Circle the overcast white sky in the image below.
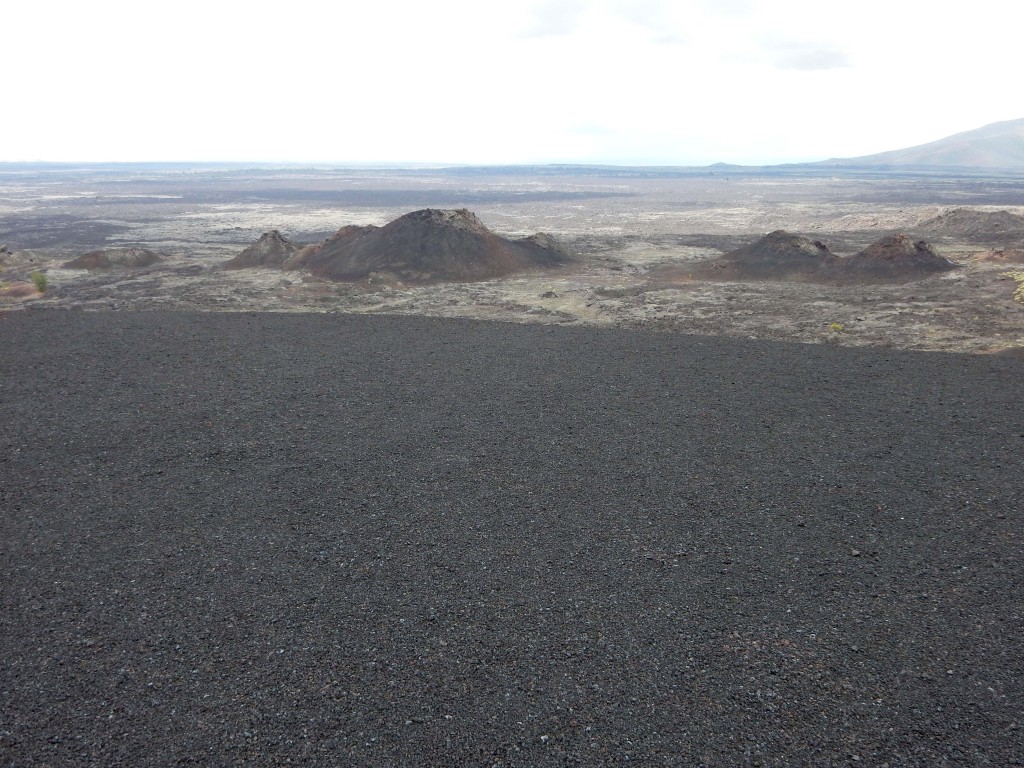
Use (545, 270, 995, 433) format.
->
(4, 0, 1020, 165)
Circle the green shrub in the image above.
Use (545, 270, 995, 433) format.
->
(828, 322, 845, 333)
(30, 271, 47, 293)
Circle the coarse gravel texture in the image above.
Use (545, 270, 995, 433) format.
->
(1, 310, 1022, 767)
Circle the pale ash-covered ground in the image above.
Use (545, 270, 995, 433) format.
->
(2, 166, 1023, 353)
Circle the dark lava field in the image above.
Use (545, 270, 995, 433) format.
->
(2, 310, 1022, 766)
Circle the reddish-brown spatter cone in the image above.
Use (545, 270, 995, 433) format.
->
(63, 248, 163, 270)
(287, 209, 573, 283)
(225, 230, 300, 269)
(844, 234, 958, 279)
(704, 230, 839, 281)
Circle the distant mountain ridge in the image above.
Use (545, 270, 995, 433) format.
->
(822, 118, 1024, 168)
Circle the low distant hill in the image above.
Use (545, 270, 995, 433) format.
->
(288, 209, 573, 283)
(822, 118, 1024, 168)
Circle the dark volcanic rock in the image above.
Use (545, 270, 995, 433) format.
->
(63, 247, 163, 270)
(290, 209, 573, 282)
(225, 230, 301, 269)
(843, 234, 958, 279)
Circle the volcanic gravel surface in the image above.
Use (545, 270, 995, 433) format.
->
(2, 311, 1022, 767)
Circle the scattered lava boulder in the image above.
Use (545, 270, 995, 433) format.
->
(63, 248, 163, 270)
(226, 230, 300, 269)
(288, 209, 573, 282)
(842, 234, 958, 280)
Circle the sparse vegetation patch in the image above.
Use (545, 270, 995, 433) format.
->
(1002, 271, 1024, 303)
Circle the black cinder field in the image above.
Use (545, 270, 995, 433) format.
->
(2, 310, 1022, 766)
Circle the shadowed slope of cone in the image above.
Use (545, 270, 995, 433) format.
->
(285, 225, 375, 272)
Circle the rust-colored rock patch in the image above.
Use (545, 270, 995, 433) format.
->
(64, 248, 163, 270)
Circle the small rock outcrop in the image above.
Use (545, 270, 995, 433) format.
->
(63, 248, 163, 270)
(225, 230, 300, 269)
(288, 209, 573, 283)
